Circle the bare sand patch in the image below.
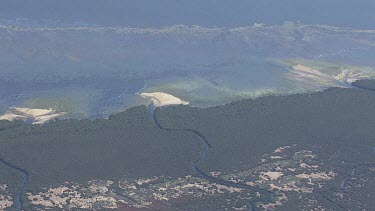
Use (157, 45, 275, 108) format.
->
(296, 171, 336, 180)
(0, 112, 28, 121)
(0, 184, 13, 210)
(139, 92, 189, 107)
(27, 180, 118, 209)
(13, 107, 54, 117)
(288, 64, 372, 88)
(0, 107, 66, 124)
(260, 171, 284, 181)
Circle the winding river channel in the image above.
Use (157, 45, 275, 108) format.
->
(0, 158, 28, 211)
(147, 82, 375, 210)
(0, 81, 373, 210)
(147, 103, 272, 209)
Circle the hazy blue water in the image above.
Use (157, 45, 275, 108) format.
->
(1, 11, 375, 117)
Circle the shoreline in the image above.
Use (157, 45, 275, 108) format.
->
(1, 79, 374, 126)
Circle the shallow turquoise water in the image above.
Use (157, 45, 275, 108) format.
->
(1, 21, 375, 118)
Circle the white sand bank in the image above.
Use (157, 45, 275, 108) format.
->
(0, 107, 66, 125)
(139, 92, 189, 107)
(288, 64, 372, 88)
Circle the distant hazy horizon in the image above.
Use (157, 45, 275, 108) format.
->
(1, 0, 375, 119)
(1, 0, 375, 29)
